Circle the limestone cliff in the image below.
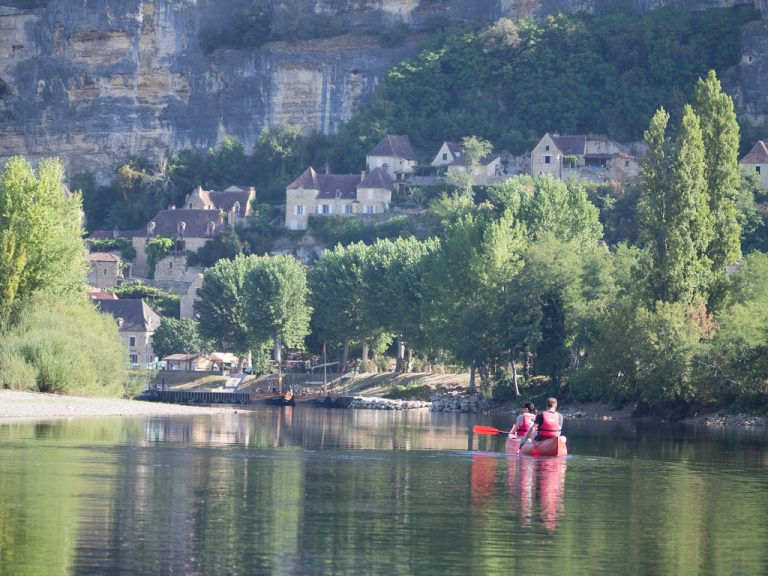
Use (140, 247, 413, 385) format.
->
(0, 0, 762, 181)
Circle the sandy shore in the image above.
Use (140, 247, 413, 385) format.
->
(0, 390, 239, 421)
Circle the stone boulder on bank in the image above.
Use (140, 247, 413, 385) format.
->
(350, 396, 431, 410)
(429, 394, 490, 413)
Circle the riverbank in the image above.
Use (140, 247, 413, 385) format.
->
(0, 391, 238, 421)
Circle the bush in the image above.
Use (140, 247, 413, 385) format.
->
(111, 282, 180, 318)
(308, 216, 365, 246)
(0, 349, 37, 390)
(87, 237, 136, 261)
(386, 383, 432, 400)
(0, 293, 128, 396)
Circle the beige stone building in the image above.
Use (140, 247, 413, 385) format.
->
(180, 273, 204, 320)
(285, 167, 394, 230)
(531, 133, 641, 182)
(87, 252, 123, 289)
(366, 135, 419, 181)
(97, 299, 162, 367)
(184, 185, 255, 225)
(430, 141, 463, 169)
(740, 140, 768, 187)
(446, 153, 502, 186)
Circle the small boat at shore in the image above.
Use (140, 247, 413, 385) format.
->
(519, 436, 568, 457)
(265, 393, 296, 407)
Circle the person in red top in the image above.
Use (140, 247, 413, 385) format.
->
(520, 397, 563, 446)
(509, 402, 536, 438)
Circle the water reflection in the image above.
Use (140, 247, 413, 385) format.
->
(472, 450, 567, 533)
(3, 410, 768, 575)
(143, 407, 472, 451)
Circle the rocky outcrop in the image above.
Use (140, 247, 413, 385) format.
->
(0, 0, 762, 181)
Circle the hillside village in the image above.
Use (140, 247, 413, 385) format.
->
(85, 131, 765, 371)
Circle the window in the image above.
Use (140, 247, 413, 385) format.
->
(367, 189, 373, 199)
(757, 166, 762, 174)
(320, 204, 331, 214)
(544, 156, 551, 164)
(129, 337, 136, 347)
(625, 160, 630, 167)
(295, 205, 304, 215)
(545, 145, 550, 151)
(442, 153, 448, 160)
(365, 205, 375, 214)
(129, 353, 138, 364)
(104, 268, 107, 275)
(344, 205, 353, 214)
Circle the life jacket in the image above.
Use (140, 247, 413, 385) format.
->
(517, 413, 535, 436)
(538, 411, 561, 438)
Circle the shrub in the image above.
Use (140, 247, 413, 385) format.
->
(0, 292, 128, 396)
(386, 383, 432, 400)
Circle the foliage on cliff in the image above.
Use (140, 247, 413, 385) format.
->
(319, 6, 758, 170)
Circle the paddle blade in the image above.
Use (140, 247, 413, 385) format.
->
(472, 425, 508, 435)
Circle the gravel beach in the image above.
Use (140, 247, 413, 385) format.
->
(0, 390, 238, 421)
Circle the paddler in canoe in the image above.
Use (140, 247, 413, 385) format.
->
(508, 401, 536, 441)
(519, 397, 567, 457)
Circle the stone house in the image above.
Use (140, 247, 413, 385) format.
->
(366, 135, 419, 181)
(285, 166, 393, 230)
(129, 207, 227, 278)
(740, 140, 768, 187)
(430, 141, 463, 169)
(446, 153, 502, 186)
(531, 133, 641, 182)
(184, 185, 255, 225)
(179, 273, 203, 320)
(87, 252, 123, 289)
(97, 299, 162, 367)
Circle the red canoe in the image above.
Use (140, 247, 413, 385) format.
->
(519, 436, 568, 457)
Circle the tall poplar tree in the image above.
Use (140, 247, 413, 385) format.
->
(0, 157, 88, 314)
(638, 108, 672, 302)
(691, 70, 741, 272)
(666, 104, 713, 304)
(638, 106, 713, 304)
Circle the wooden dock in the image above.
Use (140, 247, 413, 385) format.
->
(153, 390, 252, 405)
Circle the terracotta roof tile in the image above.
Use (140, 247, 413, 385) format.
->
(88, 252, 122, 263)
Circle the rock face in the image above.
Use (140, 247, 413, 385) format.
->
(0, 0, 761, 181)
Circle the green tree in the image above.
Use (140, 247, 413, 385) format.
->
(206, 137, 249, 189)
(254, 125, 307, 202)
(0, 157, 88, 314)
(152, 318, 209, 359)
(691, 70, 742, 275)
(362, 237, 438, 372)
(638, 106, 714, 304)
(244, 255, 312, 390)
(198, 255, 259, 361)
(422, 208, 524, 391)
(309, 242, 375, 372)
(488, 174, 603, 249)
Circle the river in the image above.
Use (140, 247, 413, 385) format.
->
(0, 406, 766, 575)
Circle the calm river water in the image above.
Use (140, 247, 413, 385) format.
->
(0, 406, 767, 575)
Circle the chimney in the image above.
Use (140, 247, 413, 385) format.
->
(361, 170, 366, 180)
